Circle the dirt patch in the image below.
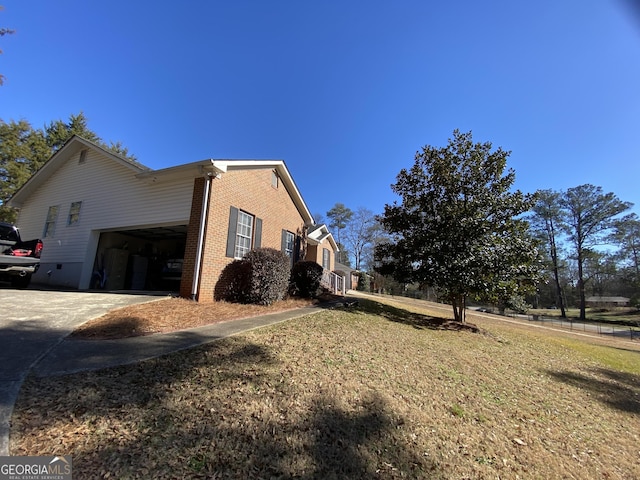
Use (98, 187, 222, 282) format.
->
(441, 319, 480, 333)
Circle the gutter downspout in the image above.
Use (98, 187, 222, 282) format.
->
(191, 173, 213, 300)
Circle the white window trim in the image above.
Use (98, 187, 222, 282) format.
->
(43, 205, 59, 238)
(67, 201, 82, 226)
(234, 210, 254, 259)
(322, 247, 330, 270)
(284, 231, 294, 258)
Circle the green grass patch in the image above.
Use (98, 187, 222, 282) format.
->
(548, 336, 640, 375)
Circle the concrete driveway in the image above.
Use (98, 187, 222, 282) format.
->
(0, 288, 166, 456)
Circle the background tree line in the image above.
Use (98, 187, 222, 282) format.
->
(530, 186, 636, 320)
(0, 112, 135, 223)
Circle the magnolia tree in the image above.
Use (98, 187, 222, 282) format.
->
(375, 130, 540, 323)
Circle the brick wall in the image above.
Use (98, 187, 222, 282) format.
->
(304, 239, 335, 271)
(181, 168, 308, 302)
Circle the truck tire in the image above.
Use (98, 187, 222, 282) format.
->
(11, 274, 32, 289)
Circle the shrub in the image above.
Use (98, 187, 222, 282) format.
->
(214, 248, 290, 305)
(357, 272, 368, 291)
(214, 258, 252, 302)
(243, 248, 291, 305)
(290, 261, 324, 298)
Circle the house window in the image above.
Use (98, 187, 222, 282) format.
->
(226, 206, 262, 258)
(78, 149, 87, 164)
(322, 248, 330, 270)
(67, 201, 82, 226)
(235, 210, 254, 258)
(271, 170, 279, 189)
(281, 230, 294, 261)
(43, 206, 59, 238)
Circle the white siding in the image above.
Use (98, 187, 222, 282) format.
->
(15, 149, 195, 287)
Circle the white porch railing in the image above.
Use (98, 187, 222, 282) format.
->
(321, 269, 345, 295)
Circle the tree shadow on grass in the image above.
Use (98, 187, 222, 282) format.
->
(13, 335, 439, 479)
(345, 297, 481, 333)
(543, 367, 640, 415)
(303, 392, 433, 479)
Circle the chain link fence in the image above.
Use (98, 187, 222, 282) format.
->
(512, 314, 640, 341)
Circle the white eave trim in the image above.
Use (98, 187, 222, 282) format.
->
(307, 224, 339, 251)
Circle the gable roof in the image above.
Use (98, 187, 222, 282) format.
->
(307, 223, 339, 252)
(136, 159, 314, 225)
(334, 261, 358, 274)
(9, 135, 149, 208)
(585, 296, 630, 303)
(8, 136, 315, 226)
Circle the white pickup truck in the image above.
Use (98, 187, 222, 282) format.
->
(0, 221, 43, 289)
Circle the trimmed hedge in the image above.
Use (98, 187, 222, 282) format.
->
(289, 261, 324, 298)
(214, 258, 251, 303)
(244, 248, 291, 305)
(215, 248, 291, 305)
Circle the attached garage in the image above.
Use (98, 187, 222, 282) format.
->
(92, 225, 187, 291)
(7, 137, 198, 291)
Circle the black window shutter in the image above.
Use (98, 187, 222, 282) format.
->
(294, 235, 301, 263)
(254, 217, 262, 248)
(225, 206, 238, 257)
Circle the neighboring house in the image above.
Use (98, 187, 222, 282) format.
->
(334, 261, 359, 291)
(305, 224, 343, 294)
(306, 224, 338, 272)
(8, 136, 339, 301)
(585, 296, 630, 307)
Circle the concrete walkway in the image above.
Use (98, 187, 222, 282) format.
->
(32, 304, 327, 377)
(1, 288, 328, 456)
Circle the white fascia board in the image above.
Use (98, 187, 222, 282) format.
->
(307, 224, 339, 252)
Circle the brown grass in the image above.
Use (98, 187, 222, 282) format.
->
(11, 294, 640, 479)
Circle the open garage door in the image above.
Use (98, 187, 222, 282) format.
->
(93, 225, 188, 292)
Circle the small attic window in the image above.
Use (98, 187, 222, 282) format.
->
(271, 170, 279, 189)
(78, 149, 87, 164)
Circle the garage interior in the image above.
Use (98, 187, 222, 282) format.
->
(92, 225, 187, 292)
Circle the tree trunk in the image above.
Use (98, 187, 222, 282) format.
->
(551, 263, 566, 318)
(547, 219, 566, 318)
(577, 252, 586, 321)
(451, 294, 466, 323)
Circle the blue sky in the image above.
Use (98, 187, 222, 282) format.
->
(2, 1, 639, 221)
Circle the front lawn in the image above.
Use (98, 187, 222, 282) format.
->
(11, 297, 640, 479)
